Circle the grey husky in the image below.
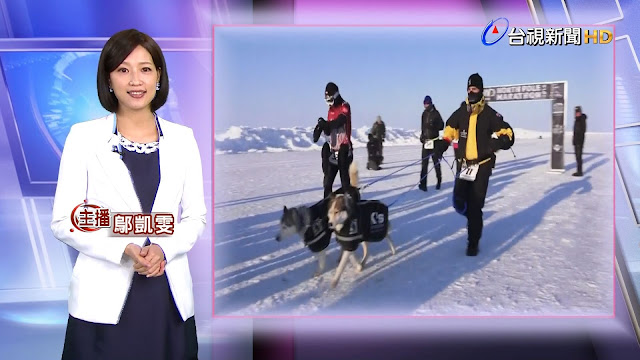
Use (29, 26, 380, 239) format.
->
(274, 162, 360, 279)
(275, 199, 333, 277)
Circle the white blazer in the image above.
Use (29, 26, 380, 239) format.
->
(50, 113, 206, 325)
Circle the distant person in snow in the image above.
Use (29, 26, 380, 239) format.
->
(572, 105, 587, 177)
(371, 115, 386, 141)
(313, 82, 354, 198)
(367, 115, 385, 170)
(419, 95, 444, 191)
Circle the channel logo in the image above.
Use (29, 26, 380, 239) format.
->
(481, 17, 509, 46)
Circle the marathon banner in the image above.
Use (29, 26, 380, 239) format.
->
(550, 82, 566, 171)
(483, 81, 567, 172)
(483, 84, 552, 102)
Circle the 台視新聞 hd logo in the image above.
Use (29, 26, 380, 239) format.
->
(481, 18, 613, 46)
(481, 17, 510, 46)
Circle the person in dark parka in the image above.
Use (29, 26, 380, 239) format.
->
(572, 106, 587, 177)
(419, 95, 444, 191)
(367, 115, 386, 170)
(370, 115, 386, 141)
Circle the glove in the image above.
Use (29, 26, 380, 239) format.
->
(419, 135, 426, 143)
(313, 127, 321, 143)
(317, 117, 332, 136)
(432, 139, 450, 160)
(313, 118, 327, 143)
(498, 135, 511, 150)
(490, 135, 511, 151)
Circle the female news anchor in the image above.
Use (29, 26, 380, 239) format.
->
(50, 29, 206, 359)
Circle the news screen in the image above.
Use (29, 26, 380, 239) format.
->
(0, 1, 637, 359)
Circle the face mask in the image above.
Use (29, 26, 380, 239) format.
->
(467, 90, 483, 104)
(325, 91, 339, 106)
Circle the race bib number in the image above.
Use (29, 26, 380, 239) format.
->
(459, 164, 479, 182)
(424, 140, 434, 150)
(329, 151, 338, 165)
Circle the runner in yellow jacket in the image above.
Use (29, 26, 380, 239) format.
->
(432, 73, 514, 256)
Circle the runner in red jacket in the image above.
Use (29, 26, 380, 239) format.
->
(313, 82, 354, 198)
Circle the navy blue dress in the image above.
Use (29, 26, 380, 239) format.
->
(62, 142, 198, 360)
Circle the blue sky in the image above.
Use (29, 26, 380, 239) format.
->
(214, 26, 614, 133)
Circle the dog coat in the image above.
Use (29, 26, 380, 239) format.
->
(335, 200, 389, 252)
(304, 199, 332, 253)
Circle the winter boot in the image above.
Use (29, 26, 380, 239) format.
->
(466, 241, 479, 256)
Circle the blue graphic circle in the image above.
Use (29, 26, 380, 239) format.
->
(481, 18, 510, 46)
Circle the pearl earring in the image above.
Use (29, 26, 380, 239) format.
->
(109, 87, 113, 93)
(156, 82, 160, 90)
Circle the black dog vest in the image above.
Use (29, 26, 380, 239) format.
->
(335, 200, 389, 252)
(303, 199, 332, 253)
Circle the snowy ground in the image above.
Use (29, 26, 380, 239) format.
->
(213, 134, 614, 316)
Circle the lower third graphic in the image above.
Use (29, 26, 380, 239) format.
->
(70, 200, 174, 236)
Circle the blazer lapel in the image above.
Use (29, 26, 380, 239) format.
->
(95, 114, 142, 213)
